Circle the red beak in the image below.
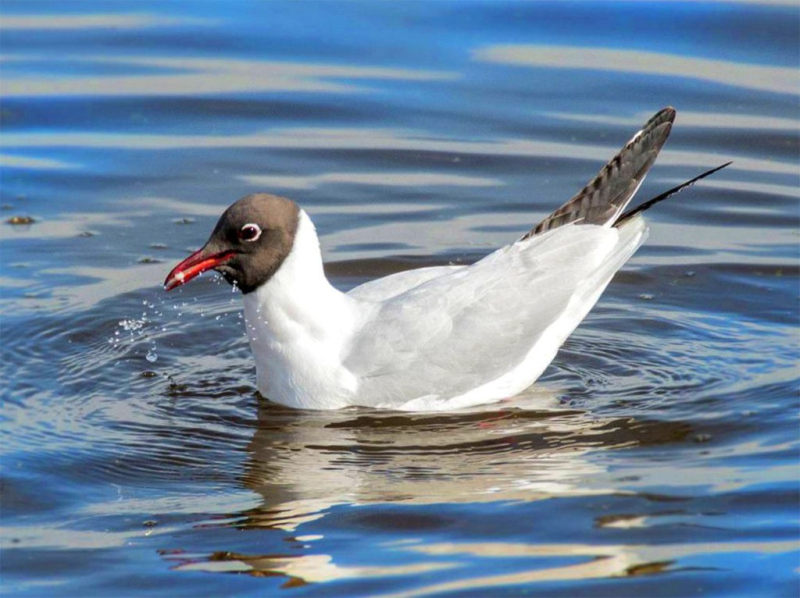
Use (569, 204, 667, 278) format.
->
(164, 246, 236, 291)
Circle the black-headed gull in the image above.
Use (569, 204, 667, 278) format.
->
(165, 107, 728, 410)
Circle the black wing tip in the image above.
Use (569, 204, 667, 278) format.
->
(651, 106, 677, 127)
(614, 160, 733, 226)
(642, 107, 676, 148)
(635, 107, 676, 142)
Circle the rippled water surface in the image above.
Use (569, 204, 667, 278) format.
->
(2, 1, 798, 596)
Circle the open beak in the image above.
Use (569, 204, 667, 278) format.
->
(164, 246, 236, 291)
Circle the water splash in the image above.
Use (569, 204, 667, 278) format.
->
(107, 297, 169, 360)
(119, 317, 146, 333)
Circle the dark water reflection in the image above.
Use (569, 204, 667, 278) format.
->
(2, 1, 799, 596)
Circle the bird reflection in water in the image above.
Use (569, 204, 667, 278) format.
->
(162, 392, 694, 588)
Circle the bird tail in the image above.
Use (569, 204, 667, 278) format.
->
(525, 107, 675, 239)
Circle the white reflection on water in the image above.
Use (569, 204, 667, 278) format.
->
(0, 154, 75, 170)
(138, 196, 449, 217)
(475, 45, 798, 95)
(239, 172, 503, 190)
(3, 127, 793, 175)
(0, 55, 456, 97)
(376, 539, 800, 596)
(165, 538, 799, 586)
(172, 553, 456, 581)
(546, 110, 800, 132)
(665, 178, 800, 199)
(320, 217, 796, 265)
(0, 13, 206, 31)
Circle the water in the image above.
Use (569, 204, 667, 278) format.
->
(1, 1, 798, 596)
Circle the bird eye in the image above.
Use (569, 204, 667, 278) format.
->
(239, 223, 262, 242)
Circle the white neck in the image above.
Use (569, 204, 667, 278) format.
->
(241, 210, 364, 408)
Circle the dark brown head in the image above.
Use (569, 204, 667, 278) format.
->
(164, 193, 300, 294)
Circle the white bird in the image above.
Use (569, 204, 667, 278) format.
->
(165, 107, 728, 410)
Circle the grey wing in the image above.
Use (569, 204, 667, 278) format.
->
(345, 224, 637, 406)
(525, 107, 675, 238)
(348, 265, 464, 302)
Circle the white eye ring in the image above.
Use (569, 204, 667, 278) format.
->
(239, 223, 262, 242)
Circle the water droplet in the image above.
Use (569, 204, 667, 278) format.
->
(146, 350, 158, 363)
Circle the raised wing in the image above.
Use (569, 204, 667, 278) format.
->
(524, 107, 675, 238)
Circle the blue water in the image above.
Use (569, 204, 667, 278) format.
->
(1, 1, 798, 596)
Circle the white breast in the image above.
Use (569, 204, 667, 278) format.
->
(242, 211, 368, 409)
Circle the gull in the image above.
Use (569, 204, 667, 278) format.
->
(165, 107, 729, 410)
